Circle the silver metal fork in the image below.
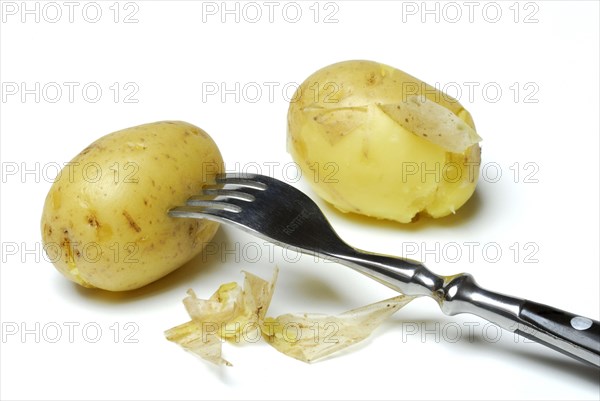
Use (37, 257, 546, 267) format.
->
(170, 173, 600, 367)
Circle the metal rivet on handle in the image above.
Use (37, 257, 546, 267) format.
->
(570, 316, 593, 330)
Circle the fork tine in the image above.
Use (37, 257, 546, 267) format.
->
(214, 174, 268, 190)
(168, 174, 264, 221)
(168, 206, 238, 224)
(191, 189, 255, 202)
(216, 172, 257, 180)
(180, 199, 242, 213)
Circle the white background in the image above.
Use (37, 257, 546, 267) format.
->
(1, 1, 599, 400)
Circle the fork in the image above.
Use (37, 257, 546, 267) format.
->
(169, 173, 600, 367)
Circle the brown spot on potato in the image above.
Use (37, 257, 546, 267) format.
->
(122, 211, 141, 232)
(87, 214, 100, 228)
(60, 229, 76, 268)
(78, 144, 97, 156)
(366, 71, 378, 86)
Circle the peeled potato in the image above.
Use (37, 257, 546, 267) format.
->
(287, 60, 481, 223)
(40, 121, 223, 291)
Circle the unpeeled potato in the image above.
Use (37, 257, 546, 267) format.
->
(41, 121, 223, 291)
(287, 60, 482, 223)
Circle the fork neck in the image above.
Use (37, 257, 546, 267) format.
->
(325, 248, 526, 330)
(324, 248, 445, 297)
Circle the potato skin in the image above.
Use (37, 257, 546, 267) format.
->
(41, 121, 223, 291)
(287, 60, 481, 223)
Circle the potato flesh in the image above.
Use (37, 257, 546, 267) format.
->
(41, 121, 223, 291)
(287, 60, 481, 223)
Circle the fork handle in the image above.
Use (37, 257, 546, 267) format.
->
(331, 251, 600, 367)
(517, 300, 600, 365)
(439, 273, 600, 368)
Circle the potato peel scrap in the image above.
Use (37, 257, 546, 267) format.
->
(165, 268, 416, 365)
(164, 318, 229, 366)
(379, 95, 481, 153)
(261, 295, 415, 363)
(165, 269, 277, 366)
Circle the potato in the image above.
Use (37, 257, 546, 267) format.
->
(287, 60, 482, 223)
(40, 121, 223, 291)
